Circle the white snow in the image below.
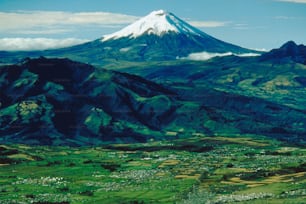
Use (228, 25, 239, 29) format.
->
(102, 10, 205, 42)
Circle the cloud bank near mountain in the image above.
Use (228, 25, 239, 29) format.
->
(181, 51, 261, 61)
(0, 38, 88, 51)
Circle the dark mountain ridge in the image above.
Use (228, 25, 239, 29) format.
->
(0, 57, 178, 145)
(0, 58, 305, 146)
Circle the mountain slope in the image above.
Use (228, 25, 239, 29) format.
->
(0, 57, 178, 145)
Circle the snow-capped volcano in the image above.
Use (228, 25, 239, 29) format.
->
(102, 10, 207, 41)
(98, 10, 259, 61)
(1, 10, 258, 63)
(0, 10, 261, 63)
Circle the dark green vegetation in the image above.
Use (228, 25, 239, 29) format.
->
(1, 52, 306, 145)
(0, 135, 305, 203)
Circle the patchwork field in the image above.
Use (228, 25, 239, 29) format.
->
(1, 135, 305, 203)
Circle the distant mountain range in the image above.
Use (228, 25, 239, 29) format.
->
(260, 41, 306, 64)
(120, 41, 306, 110)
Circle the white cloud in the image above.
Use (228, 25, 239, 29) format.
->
(0, 11, 139, 35)
(233, 23, 249, 30)
(275, 0, 306, 3)
(251, 48, 268, 52)
(0, 38, 89, 51)
(274, 16, 296, 20)
(237, 53, 262, 57)
(181, 52, 261, 61)
(15, 29, 73, 35)
(183, 52, 233, 61)
(188, 20, 229, 28)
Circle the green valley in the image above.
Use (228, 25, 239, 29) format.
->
(0, 135, 305, 203)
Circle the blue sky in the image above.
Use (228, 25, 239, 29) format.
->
(0, 0, 305, 51)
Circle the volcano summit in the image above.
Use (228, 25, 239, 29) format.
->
(102, 10, 211, 41)
(98, 10, 257, 60)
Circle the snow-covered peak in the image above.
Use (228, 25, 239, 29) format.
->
(151, 9, 168, 16)
(102, 10, 205, 42)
